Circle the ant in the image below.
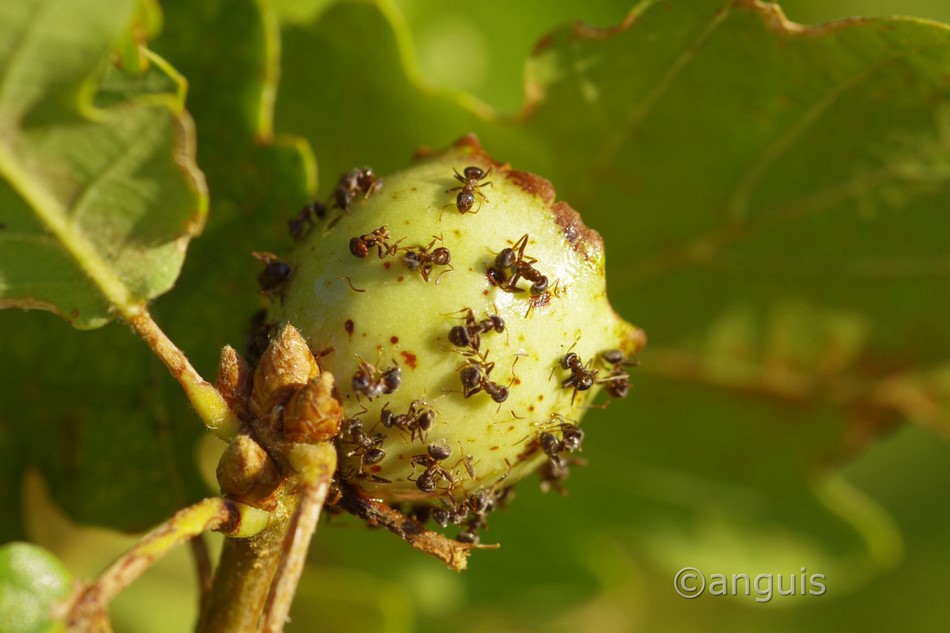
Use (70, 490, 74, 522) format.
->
(352, 356, 401, 401)
(433, 461, 513, 543)
(442, 165, 492, 217)
(349, 225, 400, 258)
(458, 352, 509, 403)
(288, 200, 327, 240)
(402, 235, 453, 282)
(597, 349, 637, 398)
(252, 252, 292, 297)
(245, 310, 274, 366)
(538, 458, 570, 494)
(406, 400, 437, 442)
(333, 167, 382, 210)
(448, 308, 505, 351)
(493, 234, 549, 295)
(539, 423, 584, 466)
(378, 399, 436, 443)
(341, 416, 388, 482)
(409, 441, 455, 493)
(560, 351, 597, 403)
(537, 420, 585, 493)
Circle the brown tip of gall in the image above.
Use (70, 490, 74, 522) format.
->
(506, 170, 555, 206)
(452, 134, 484, 153)
(552, 201, 604, 262)
(504, 169, 603, 262)
(412, 145, 437, 160)
(623, 325, 648, 355)
(415, 135, 496, 165)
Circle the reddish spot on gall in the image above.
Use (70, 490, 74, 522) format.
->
(397, 275, 404, 282)
(390, 336, 399, 344)
(528, 405, 535, 412)
(490, 445, 500, 451)
(344, 319, 354, 337)
(371, 465, 382, 473)
(383, 261, 392, 269)
(537, 394, 544, 401)
(400, 351, 417, 369)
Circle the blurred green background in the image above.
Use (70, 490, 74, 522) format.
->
(9, 0, 950, 631)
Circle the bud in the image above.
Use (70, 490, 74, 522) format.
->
(216, 434, 283, 510)
(251, 324, 320, 428)
(283, 374, 343, 443)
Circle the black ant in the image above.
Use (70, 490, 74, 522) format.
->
(349, 225, 400, 258)
(406, 400, 437, 442)
(288, 200, 327, 240)
(402, 235, 453, 282)
(352, 357, 401, 401)
(244, 310, 274, 366)
(537, 420, 585, 494)
(597, 349, 638, 398)
(493, 234, 549, 295)
(539, 458, 570, 494)
(539, 424, 584, 465)
(252, 252, 292, 297)
(333, 167, 382, 210)
(341, 416, 388, 482)
(379, 399, 437, 443)
(448, 308, 505, 351)
(409, 441, 455, 493)
(458, 352, 509, 403)
(560, 351, 598, 403)
(442, 165, 492, 217)
(434, 460, 513, 543)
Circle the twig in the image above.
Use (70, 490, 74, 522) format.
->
(196, 509, 290, 633)
(260, 443, 338, 632)
(337, 483, 498, 571)
(64, 498, 235, 631)
(260, 481, 329, 632)
(190, 534, 214, 609)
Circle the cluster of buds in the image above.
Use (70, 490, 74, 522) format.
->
(213, 326, 343, 511)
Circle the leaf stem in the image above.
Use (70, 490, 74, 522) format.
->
(127, 309, 240, 440)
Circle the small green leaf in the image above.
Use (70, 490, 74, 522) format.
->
(0, 0, 315, 537)
(0, 0, 206, 329)
(0, 543, 71, 633)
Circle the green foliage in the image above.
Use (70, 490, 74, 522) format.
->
(0, 0, 205, 329)
(2, 0, 950, 631)
(0, 543, 70, 633)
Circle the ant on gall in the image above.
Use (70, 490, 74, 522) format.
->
(442, 165, 492, 217)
